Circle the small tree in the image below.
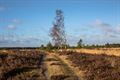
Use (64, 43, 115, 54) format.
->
(46, 42, 53, 50)
(77, 39, 83, 48)
(40, 44, 45, 50)
(105, 43, 110, 48)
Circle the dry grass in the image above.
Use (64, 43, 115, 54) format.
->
(72, 48, 120, 56)
(0, 50, 46, 80)
(58, 51, 120, 80)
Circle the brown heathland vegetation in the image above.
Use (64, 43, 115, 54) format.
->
(0, 48, 120, 80)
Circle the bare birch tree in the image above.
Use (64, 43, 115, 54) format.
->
(50, 10, 66, 49)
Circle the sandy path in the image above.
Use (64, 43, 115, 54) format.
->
(44, 52, 79, 80)
(51, 53, 82, 80)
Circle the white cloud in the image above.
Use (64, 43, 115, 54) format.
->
(116, 24, 120, 32)
(83, 20, 120, 44)
(0, 18, 21, 23)
(12, 19, 22, 24)
(90, 19, 120, 37)
(5, 19, 21, 30)
(93, 19, 113, 33)
(66, 20, 120, 45)
(0, 18, 21, 30)
(7, 24, 17, 30)
(17, 36, 41, 43)
(0, 34, 43, 47)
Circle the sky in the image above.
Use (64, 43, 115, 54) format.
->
(0, 0, 120, 47)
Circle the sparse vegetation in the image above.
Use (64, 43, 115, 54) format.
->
(0, 50, 46, 80)
(58, 51, 120, 80)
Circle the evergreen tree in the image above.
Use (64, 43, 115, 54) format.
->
(77, 39, 83, 48)
(46, 42, 53, 50)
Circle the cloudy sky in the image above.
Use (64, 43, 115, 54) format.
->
(0, 0, 120, 47)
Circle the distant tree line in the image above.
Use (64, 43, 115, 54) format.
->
(80, 43, 120, 49)
(40, 39, 120, 50)
(75, 39, 120, 49)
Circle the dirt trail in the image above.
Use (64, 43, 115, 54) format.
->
(45, 52, 81, 80)
(52, 53, 83, 80)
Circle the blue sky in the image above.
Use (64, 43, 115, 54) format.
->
(0, 0, 120, 47)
